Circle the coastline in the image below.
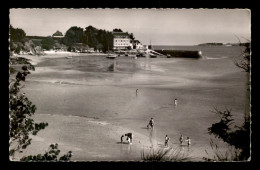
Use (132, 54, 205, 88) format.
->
(14, 51, 107, 66)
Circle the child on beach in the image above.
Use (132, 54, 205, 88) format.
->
(125, 133, 133, 144)
(165, 135, 170, 147)
(147, 118, 154, 128)
(186, 137, 191, 146)
(126, 136, 130, 144)
(174, 98, 178, 107)
(179, 135, 183, 145)
(121, 135, 124, 143)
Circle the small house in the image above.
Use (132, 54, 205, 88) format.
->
(52, 31, 64, 38)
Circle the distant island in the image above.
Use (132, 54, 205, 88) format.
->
(197, 42, 249, 46)
(198, 43, 223, 46)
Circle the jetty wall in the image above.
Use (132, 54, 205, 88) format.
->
(154, 50, 202, 58)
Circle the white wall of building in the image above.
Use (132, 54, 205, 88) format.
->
(113, 38, 131, 50)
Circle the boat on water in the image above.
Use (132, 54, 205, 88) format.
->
(136, 53, 145, 57)
(106, 54, 117, 59)
(149, 53, 157, 58)
(66, 56, 73, 59)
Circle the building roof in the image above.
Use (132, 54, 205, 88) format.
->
(52, 31, 63, 37)
(134, 40, 141, 43)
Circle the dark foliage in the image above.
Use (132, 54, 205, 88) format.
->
(10, 25, 136, 54)
(41, 36, 55, 50)
(20, 143, 72, 161)
(10, 25, 26, 43)
(234, 42, 250, 73)
(9, 57, 35, 73)
(61, 26, 84, 46)
(208, 107, 250, 160)
(83, 26, 114, 52)
(141, 147, 190, 162)
(113, 28, 123, 32)
(9, 65, 48, 158)
(61, 26, 134, 52)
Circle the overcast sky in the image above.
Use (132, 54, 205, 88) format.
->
(10, 9, 251, 45)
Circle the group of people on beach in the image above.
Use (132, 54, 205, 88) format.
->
(147, 117, 191, 147)
(179, 134, 191, 146)
(164, 134, 191, 148)
(164, 134, 191, 147)
(120, 93, 189, 148)
(121, 133, 133, 144)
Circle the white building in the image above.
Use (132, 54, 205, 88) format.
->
(133, 40, 143, 49)
(113, 32, 131, 50)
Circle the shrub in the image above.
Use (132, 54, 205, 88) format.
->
(141, 147, 190, 162)
(20, 143, 72, 161)
(207, 107, 250, 161)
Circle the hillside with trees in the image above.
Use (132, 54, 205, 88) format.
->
(61, 26, 115, 52)
(10, 25, 60, 55)
(10, 25, 135, 54)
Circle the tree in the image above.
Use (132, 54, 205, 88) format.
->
(9, 63, 48, 159)
(9, 25, 27, 54)
(84, 26, 98, 47)
(67, 46, 72, 52)
(129, 33, 135, 40)
(41, 36, 55, 50)
(61, 26, 84, 45)
(207, 107, 250, 160)
(234, 42, 250, 73)
(113, 28, 123, 32)
(10, 25, 26, 43)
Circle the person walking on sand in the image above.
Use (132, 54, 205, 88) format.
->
(174, 98, 178, 107)
(121, 135, 124, 143)
(147, 118, 154, 129)
(186, 137, 191, 146)
(136, 89, 138, 96)
(179, 135, 183, 145)
(165, 135, 170, 147)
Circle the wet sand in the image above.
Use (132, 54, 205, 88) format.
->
(13, 47, 249, 161)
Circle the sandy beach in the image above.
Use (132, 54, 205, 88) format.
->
(11, 47, 249, 161)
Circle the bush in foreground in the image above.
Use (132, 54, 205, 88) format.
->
(207, 107, 250, 161)
(20, 143, 72, 161)
(141, 147, 190, 162)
